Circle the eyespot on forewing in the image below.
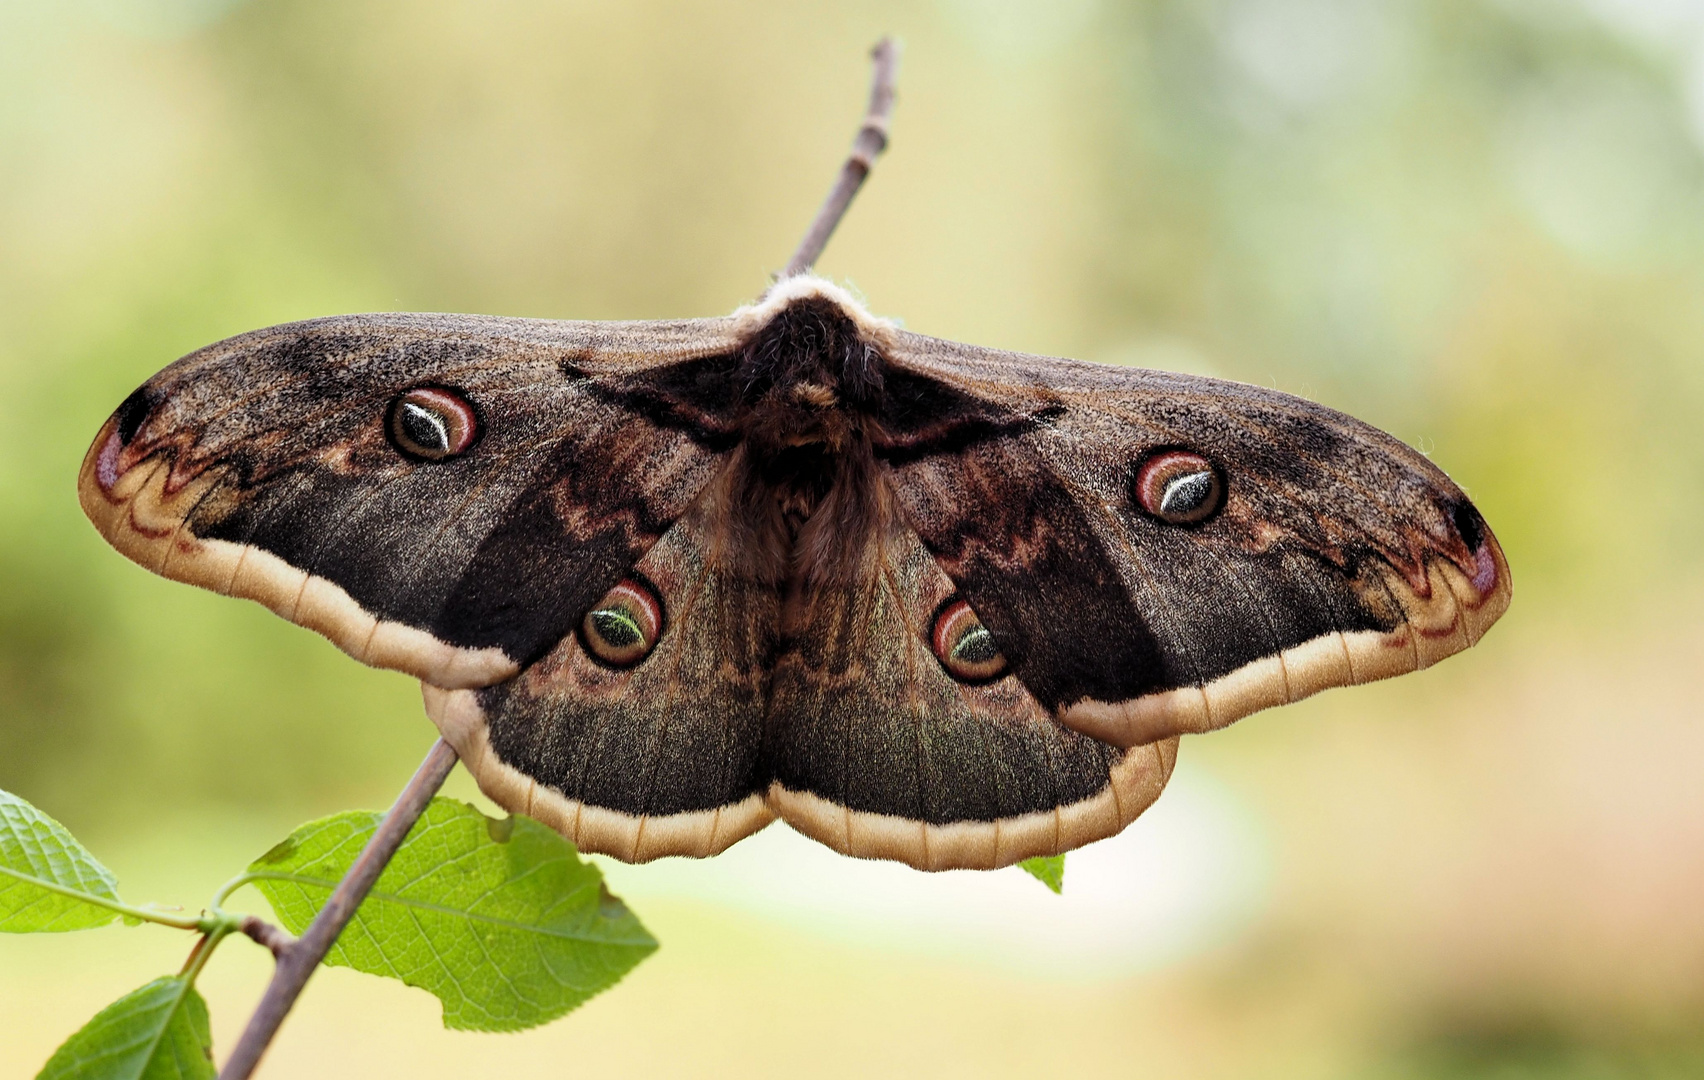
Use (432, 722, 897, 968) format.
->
(1134, 450, 1223, 525)
(387, 387, 480, 461)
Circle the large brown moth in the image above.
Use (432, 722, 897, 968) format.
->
(75, 42, 1509, 874)
(77, 271, 1511, 872)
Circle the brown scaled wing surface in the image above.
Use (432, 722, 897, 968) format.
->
(876, 327, 1511, 752)
(79, 278, 1508, 870)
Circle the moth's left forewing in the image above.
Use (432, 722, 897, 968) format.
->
(877, 332, 1511, 750)
(79, 313, 749, 690)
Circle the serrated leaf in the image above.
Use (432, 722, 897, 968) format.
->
(1, 788, 123, 933)
(247, 798, 657, 1032)
(37, 976, 214, 1080)
(1018, 855, 1065, 894)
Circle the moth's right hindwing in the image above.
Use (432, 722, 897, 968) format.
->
(762, 520, 1178, 870)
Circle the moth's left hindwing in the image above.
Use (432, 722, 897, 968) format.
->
(423, 494, 782, 862)
(78, 313, 746, 689)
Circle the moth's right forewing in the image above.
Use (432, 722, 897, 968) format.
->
(876, 331, 1512, 749)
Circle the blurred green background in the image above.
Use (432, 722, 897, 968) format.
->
(3, 0, 1703, 1076)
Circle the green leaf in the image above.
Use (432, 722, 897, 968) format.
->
(1, 788, 123, 933)
(1018, 854, 1065, 894)
(37, 976, 215, 1080)
(247, 798, 657, 1032)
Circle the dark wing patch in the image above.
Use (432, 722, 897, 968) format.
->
(869, 439, 1178, 710)
(872, 367, 1058, 465)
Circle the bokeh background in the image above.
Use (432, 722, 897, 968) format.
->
(4, 0, 1703, 1076)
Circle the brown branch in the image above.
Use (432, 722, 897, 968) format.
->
(238, 915, 294, 959)
(781, 37, 900, 279)
(218, 738, 459, 1080)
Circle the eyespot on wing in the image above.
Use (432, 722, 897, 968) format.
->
(579, 577, 665, 669)
(1133, 450, 1224, 525)
(930, 596, 1009, 684)
(386, 386, 481, 461)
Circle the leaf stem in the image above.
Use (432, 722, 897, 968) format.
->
(210, 871, 261, 912)
(780, 37, 900, 278)
(178, 924, 229, 984)
(0, 864, 206, 931)
(218, 737, 459, 1080)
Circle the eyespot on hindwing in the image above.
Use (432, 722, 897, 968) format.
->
(930, 597, 1008, 683)
(580, 578, 664, 668)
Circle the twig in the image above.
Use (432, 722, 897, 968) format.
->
(781, 37, 900, 278)
(218, 738, 459, 1080)
(237, 915, 295, 959)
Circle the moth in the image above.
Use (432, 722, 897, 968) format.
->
(78, 274, 1510, 871)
